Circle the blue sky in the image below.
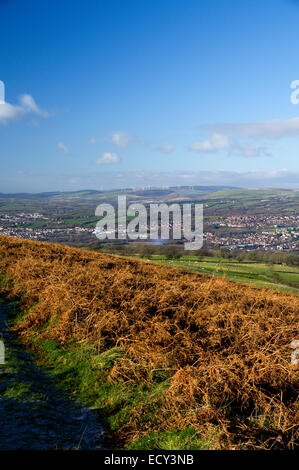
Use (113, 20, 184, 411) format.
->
(0, 0, 299, 191)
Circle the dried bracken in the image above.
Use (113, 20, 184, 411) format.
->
(0, 235, 298, 449)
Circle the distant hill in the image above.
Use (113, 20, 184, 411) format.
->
(0, 190, 102, 199)
(0, 186, 298, 202)
(204, 188, 299, 199)
(0, 185, 239, 200)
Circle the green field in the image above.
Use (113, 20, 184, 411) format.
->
(145, 255, 299, 294)
(203, 188, 299, 199)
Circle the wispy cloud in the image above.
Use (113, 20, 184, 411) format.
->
(189, 133, 230, 152)
(189, 131, 272, 158)
(95, 152, 121, 164)
(229, 143, 272, 158)
(57, 142, 69, 154)
(155, 144, 174, 154)
(0, 93, 50, 124)
(207, 117, 299, 140)
(19, 94, 49, 118)
(73, 169, 299, 190)
(110, 131, 131, 148)
(112, 169, 297, 188)
(89, 137, 96, 144)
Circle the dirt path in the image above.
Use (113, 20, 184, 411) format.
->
(0, 300, 104, 450)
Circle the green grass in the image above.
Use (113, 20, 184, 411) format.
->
(25, 220, 51, 228)
(141, 255, 299, 294)
(63, 216, 100, 226)
(63, 215, 135, 227)
(23, 331, 209, 449)
(204, 188, 299, 200)
(130, 428, 212, 450)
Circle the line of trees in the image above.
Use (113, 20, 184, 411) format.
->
(199, 247, 299, 267)
(89, 241, 299, 267)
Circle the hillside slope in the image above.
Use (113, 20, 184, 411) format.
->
(0, 235, 298, 449)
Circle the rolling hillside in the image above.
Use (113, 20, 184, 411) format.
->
(0, 235, 298, 450)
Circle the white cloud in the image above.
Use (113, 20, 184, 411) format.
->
(96, 152, 121, 164)
(89, 169, 298, 189)
(189, 133, 230, 152)
(0, 94, 49, 124)
(208, 117, 299, 140)
(89, 137, 96, 144)
(57, 142, 69, 154)
(0, 102, 23, 122)
(229, 143, 272, 158)
(19, 94, 49, 118)
(189, 131, 271, 158)
(155, 144, 174, 154)
(110, 131, 131, 148)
